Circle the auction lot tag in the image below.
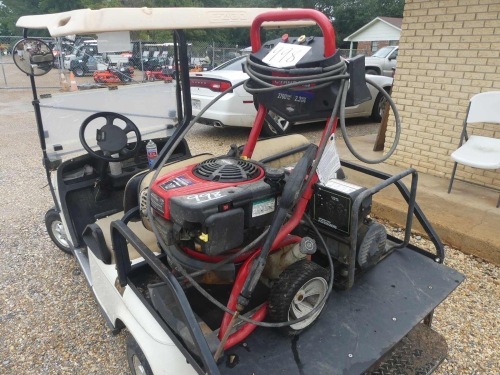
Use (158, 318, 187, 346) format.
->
(262, 42, 311, 68)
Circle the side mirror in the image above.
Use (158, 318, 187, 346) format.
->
(12, 38, 54, 76)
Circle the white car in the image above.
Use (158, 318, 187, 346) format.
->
(190, 55, 393, 136)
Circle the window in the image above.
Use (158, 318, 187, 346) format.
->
(371, 41, 378, 53)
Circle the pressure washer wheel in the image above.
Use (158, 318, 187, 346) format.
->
(127, 335, 153, 375)
(45, 208, 72, 254)
(269, 260, 329, 336)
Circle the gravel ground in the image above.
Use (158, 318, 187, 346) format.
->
(0, 70, 498, 374)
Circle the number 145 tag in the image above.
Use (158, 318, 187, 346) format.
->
(262, 42, 311, 68)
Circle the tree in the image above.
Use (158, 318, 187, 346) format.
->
(240, 0, 404, 48)
(325, 0, 405, 48)
(0, 0, 85, 35)
(1, 0, 40, 35)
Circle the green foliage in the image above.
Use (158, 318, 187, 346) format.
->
(1, 0, 85, 35)
(39, 0, 85, 13)
(328, 0, 405, 47)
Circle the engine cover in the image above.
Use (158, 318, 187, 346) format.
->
(150, 157, 282, 255)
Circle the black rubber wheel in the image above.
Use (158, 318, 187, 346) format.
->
(268, 260, 329, 336)
(365, 68, 379, 75)
(73, 66, 85, 77)
(371, 91, 389, 122)
(45, 209, 72, 254)
(126, 335, 153, 375)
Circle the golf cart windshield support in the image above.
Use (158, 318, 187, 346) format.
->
(153, 29, 192, 169)
(22, 27, 61, 211)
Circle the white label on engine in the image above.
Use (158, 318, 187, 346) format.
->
(252, 198, 275, 217)
(262, 42, 311, 68)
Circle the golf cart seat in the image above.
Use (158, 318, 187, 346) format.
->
(252, 133, 312, 168)
(85, 212, 161, 264)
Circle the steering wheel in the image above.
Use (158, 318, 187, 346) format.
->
(79, 112, 142, 162)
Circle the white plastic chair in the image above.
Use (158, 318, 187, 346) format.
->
(447, 91, 500, 207)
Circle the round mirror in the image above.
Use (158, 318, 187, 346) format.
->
(12, 38, 54, 76)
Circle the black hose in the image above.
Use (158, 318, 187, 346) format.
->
(338, 76, 401, 163)
(244, 54, 402, 163)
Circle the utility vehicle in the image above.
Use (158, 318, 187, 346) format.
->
(14, 7, 463, 375)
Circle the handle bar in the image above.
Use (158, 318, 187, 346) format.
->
(250, 9, 336, 57)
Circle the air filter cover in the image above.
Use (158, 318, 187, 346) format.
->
(193, 157, 261, 182)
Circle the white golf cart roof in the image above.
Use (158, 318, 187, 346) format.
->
(16, 7, 314, 36)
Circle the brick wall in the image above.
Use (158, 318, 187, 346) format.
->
(385, 0, 500, 189)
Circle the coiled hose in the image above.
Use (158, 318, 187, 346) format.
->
(243, 54, 401, 163)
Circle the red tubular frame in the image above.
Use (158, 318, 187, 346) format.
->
(217, 10, 338, 350)
(250, 9, 336, 57)
(182, 247, 252, 264)
(219, 120, 339, 349)
(244, 9, 337, 158)
(218, 235, 302, 348)
(242, 104, 267, 158)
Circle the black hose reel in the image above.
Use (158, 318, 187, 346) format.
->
(245, 35, 372, 123)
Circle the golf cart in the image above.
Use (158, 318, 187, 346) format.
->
(14, 7, 464, 375)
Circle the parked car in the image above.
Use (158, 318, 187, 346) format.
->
(190, 55, 393, 136)
(364, 46, 398, 77)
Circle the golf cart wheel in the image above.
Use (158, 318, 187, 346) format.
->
(73, 66, 85, 77)
(262, 111, 293, 137)
(127, 335, 153, 375)
(371, 90, 389, 122)
(269, 260, 329, 336)
(45, 209, 72, 254)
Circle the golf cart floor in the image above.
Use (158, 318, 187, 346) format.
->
(218, 249, 464, 375)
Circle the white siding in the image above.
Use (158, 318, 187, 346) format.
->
(350, 21, 401, 42)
